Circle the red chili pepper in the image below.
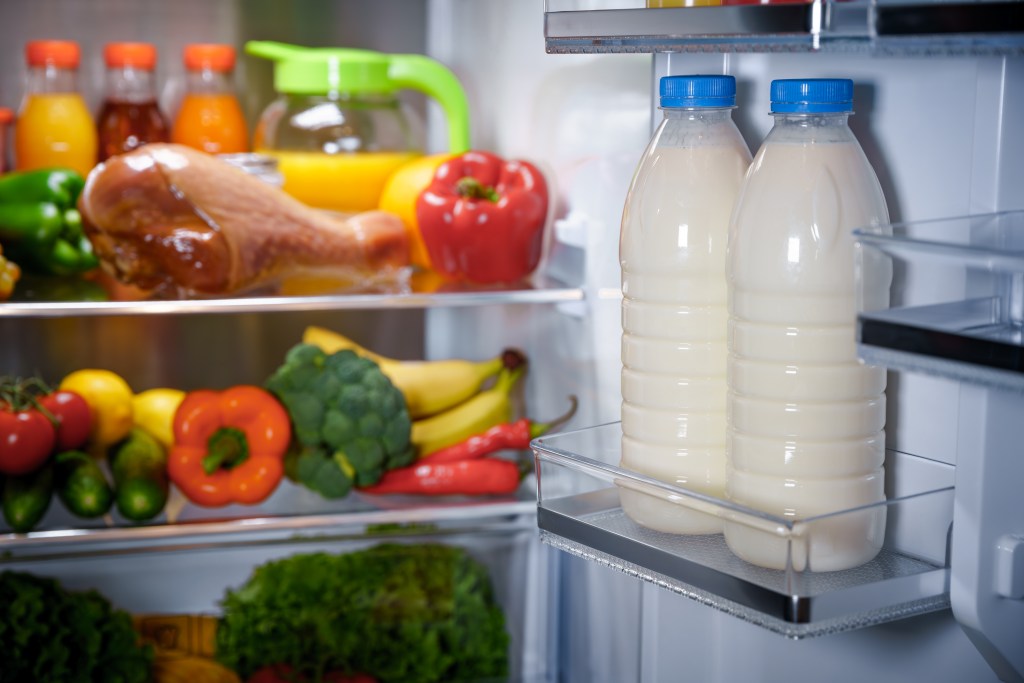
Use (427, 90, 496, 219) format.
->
(420, 395, 578, 465)
(416, 150, 549, 284)
(357, 458, 526, 496)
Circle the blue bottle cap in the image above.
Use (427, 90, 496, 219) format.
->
(770, 78, 854, 114)
(660, 75, 736, 108)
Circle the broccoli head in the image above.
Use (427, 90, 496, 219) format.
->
(267, 344, 414, 498)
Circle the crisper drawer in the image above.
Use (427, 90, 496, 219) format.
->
(2, 509, 554, 683)
(532, 422, 954, 639)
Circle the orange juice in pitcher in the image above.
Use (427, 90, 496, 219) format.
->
(267, 149, 420, 212)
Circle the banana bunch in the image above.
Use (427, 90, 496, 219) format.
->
(302, 326, 526, 457)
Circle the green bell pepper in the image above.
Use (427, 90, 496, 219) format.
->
(0, 168, 97, 276)
(0, 168, 84, 209)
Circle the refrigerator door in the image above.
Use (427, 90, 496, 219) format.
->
(423, 1, 1024, 681)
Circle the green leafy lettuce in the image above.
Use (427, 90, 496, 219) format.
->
(0, 571, 153, 683)
(215, 543, 509, 683)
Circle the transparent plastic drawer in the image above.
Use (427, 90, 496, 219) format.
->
(532, 422, 954, 638)
(855, 210, 1024, 390)
(3, 514, 552, 683)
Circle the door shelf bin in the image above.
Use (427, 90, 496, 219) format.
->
(855, 210, 1024, 389)
(532, 423, 954, 638)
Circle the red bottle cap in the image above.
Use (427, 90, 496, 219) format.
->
(183, 44, 236, 72)
(26, 40, 81, 69)
(104, 42, 158, 70)
(0, 107, 13, 124)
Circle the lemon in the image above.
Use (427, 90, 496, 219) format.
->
(132, 388, 186, 450)
(59, 369, 135, 449)
(378, 153, 454, 270)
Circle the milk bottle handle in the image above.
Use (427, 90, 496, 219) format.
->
(388, 54, 471, 154)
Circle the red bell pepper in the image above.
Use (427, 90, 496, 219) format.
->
(416, 150, 549, 284)
(169, 385, 291, 507)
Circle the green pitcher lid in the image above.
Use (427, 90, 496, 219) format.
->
(245, 41, 394, 94)
(245, 40, 471, 154)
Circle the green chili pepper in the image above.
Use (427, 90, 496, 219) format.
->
(0, 168, 85, 210)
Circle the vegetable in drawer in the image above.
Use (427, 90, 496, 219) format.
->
(216, 544, 509, 683)
(0, 570, 153, 682)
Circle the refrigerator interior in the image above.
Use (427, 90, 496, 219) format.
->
(1, 0, 1022, 682)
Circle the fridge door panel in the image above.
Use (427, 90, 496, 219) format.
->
(644, 591, 1001, 683)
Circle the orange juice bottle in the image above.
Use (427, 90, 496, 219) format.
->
(172, 44, 249, 155)
(15, 40, 98, 177)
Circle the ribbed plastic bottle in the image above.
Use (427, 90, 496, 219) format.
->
(96, 42, 170, 162)
(172, 44, 249, 154)
(619, 75, 752, 534)
(725, 79, 892, 571)
(15, 40, 98, 176)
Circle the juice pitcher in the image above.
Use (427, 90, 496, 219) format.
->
(246, 41, 470, 213)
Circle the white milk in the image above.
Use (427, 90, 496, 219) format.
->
(725, 98, 893, 572)
(620, 77, 752, 535)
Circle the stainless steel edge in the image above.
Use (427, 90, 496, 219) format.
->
(545, 6, 814, 40)
(0, 285, 585, 318)
(544, 3, 1024, 54)
(537, 504, 798, 620)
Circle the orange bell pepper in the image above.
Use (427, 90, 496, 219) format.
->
(169, 385, 291, 507)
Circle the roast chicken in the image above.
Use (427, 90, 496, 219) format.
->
(79, 143, 410, 297)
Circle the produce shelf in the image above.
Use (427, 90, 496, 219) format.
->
(0, 480, 538, 562)
(0, 273, 583, 318)
(544, 0, 1024, 55)
(855, 210, 1024, 391)
(532, 422, 955, 638)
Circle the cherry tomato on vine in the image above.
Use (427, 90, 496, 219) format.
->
(0, 406, 56, 475)
(38, 389, 92, 450)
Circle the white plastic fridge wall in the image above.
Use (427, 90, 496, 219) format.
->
(422, 2, 1024, 682)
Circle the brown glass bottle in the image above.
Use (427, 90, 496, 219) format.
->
(96, 42, 169, 162)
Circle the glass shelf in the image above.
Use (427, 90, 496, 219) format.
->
(855, 210, 1024, 391)
(0, 479, 538, 562)
(532, 422, 955, 638)
(0, 273, 583, 319)
(544, 0, 1024, 55)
